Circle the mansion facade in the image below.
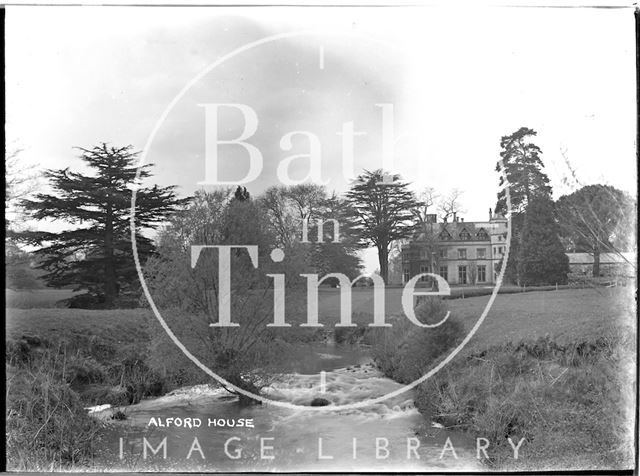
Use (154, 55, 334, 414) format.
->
(401, 210, 508, 286)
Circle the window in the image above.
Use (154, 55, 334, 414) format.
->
(403, 269, 410, 283)
(420, 264, 430, 281)
(476, 228, 488, 240)
(477, 248, 486, 259)
(439, 266, 448, 282)
(439, 229, 452, 240)
(459, 228, 471, 240)
(498, 246, 503, 254)
(458, 248, 467, 259)
(439, 248, 447, 259)
(477, 265, 486, 282)
(420, 249, 428, 259)
(458, 265, 467, 284)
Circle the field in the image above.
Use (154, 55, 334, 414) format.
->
(6, 307, 151, 354)
(5, 288, 79, 309)
(6, 286, 636, 471)
(418, 287, 636, 471)
(451, 286, 635, 350)
(6, 286, 635, 353)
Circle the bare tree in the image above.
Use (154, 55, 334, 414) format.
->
(259, 185, 362, 283)
(438, 188, 466, 222)
(284, 183, 326, 223)
(145, 190, 301, 404)
(261, 187, 298, 248)
(5, 148, 39, 228)
(260, 184, 326, 246)
(5, 148, 43, 290)
(413, 187, 439, 225)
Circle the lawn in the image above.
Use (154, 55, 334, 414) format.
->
(449, 286, 636, 351)
(6, 307, 151, 357)
(315, 285, 635, 345)
(6, 286, 634, 364)
(5, 288, 79, 309)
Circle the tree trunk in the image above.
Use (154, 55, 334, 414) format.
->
(378, 244, 389, 284)
(593, 245, 601, 277)
(103, 203, 118, 308)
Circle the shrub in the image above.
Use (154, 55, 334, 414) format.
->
(6, 335, 49, 365)
(6, 350, 103, 470)
(415, 335, 635, 469)
(145, 318, 211, 392)
(106, 349, 168, 403)
(334, 326, 367, 345)
(370, 297, 465, 383)
(66, 354, 106, 386)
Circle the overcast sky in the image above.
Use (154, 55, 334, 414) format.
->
(6, 5, 637, 272)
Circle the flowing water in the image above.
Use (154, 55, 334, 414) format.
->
(95, 344, 480, 472)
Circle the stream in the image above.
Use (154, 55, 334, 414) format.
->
(94, 344, 480, 471)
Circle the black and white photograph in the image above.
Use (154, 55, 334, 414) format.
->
(4, 2, 638, 472)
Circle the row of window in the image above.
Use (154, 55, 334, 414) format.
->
(410, 246, 506, 261)
(419, 248, 488, 259)
(456, 248, 487, 259)
(406, 265, 487, 284)
(439, 228, 489, 241)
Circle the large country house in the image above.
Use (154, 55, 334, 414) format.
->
(401, 210, 508, 285)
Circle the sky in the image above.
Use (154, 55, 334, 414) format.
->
(5, 5, 637, 273)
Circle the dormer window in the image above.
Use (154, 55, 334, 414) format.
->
(459, 228, 471, 240)
(439, 229, 452, 240)
(476, 228, 488, 240)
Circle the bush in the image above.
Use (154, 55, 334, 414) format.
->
(66, 354, 106, 385)
(6, 350, 103, 470)
(334, 326, 367, 345)
(414, 335, 635, 469)
(370, 297, 465, 383)
(146, 335, 202, 394)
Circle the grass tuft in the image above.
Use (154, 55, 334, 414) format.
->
(415, 333, 635, 470)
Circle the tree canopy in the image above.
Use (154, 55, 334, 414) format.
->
(260, 184, 362, 284)
(346, 169, 420, 283)
(556, 184, 636, 276)
(517, 196, 569, 286)
(18, 143, 186, 308)
(145, 188, 299, 404)
(494, 127, 553, 284)
(495, 127, 552, 216)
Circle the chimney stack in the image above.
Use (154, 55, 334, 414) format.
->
(489, 208, 492, 220)
(453, 212, 457, 222)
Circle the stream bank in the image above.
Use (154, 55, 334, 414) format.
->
(92, 343, 480, 472)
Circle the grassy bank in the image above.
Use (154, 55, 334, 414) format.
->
(6, 308, 163, 470)
(370, 287, 636, 471)
(415, 333, 635, 470)
(6, 286, 636, 470)
(5, 300, 334, 470)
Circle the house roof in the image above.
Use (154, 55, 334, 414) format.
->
(566, 252, 635, 265)
(413, 221, 490, 242)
